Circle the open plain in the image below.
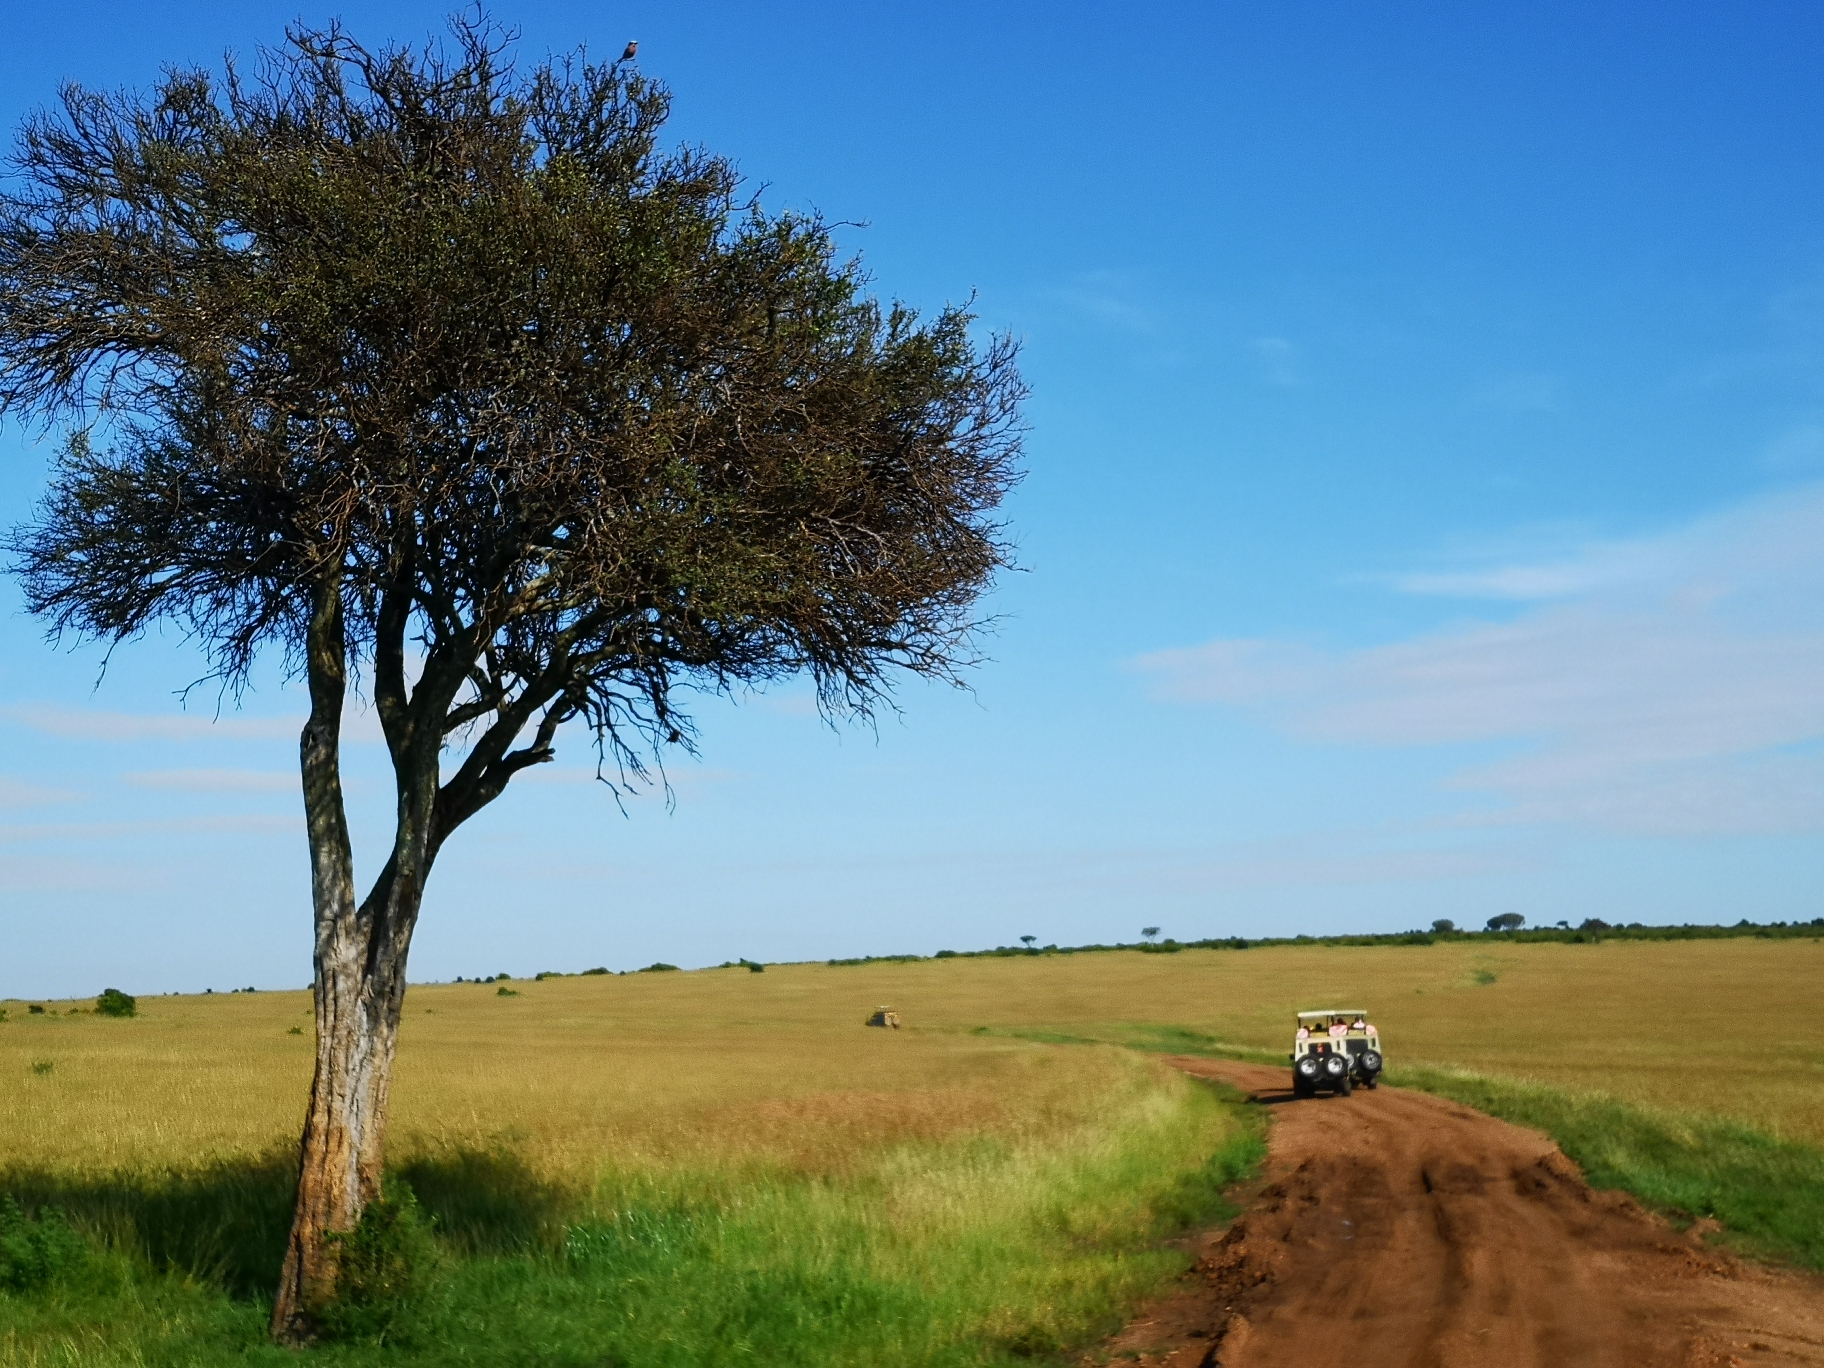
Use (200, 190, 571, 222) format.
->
(2, 935, 1822, 1365)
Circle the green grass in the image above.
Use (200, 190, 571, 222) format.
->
(1388, 1065, 1824, 1271)
(0, 1063, 1264, 1368)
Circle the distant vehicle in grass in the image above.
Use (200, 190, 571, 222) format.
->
(1291, 1009, 1383, 1097)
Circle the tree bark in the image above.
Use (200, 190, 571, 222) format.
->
(271, 581, 434, 1343)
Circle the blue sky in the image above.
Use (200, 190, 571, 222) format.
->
(3, 2, 1822, 997)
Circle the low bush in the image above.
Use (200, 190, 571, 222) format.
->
(0, 1197, 87, 1291)
(96, 988, 137, 1018)
(318, 1182, 441, 1344)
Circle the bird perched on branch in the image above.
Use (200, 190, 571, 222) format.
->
(620, 40, 638, 62)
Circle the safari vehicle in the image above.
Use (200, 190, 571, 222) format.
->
(1290, 1009, 1383, 1097)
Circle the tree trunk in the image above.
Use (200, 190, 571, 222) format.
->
(270, 580, 434, 1343)
(269, 869, 426, 1341)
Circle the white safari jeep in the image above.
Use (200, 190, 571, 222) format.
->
(1290, 1009, 1383, 1097)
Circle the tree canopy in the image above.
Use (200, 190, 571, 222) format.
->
(1, 18, 1023, 809)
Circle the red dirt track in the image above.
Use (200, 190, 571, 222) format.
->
(1092, 1059, 1824, 1368)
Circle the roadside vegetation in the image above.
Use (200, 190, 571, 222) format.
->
(0, 978, 1260, 1366)
(1388, 1065, 1824, 1270)
(0, 1084, 1261, 1366)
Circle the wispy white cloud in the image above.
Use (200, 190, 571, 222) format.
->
(1251, 336, 1299, 386)
(0, 855, 169, 893)
(1, 705, 300, 742)
(751, 691, 821, 718)
(1125, 846, 1522, 894)
(517, 765, 741, 792)
(0, 776, 79, 808)
(122, 769, 295, 793)
(0, 814, 298, 844)
(1136, 483, 1824, 836)
(1468, 372, 1561, 413)
(1040, 271, 1158, 332)
(1762, 423, 1824, 472)
(2, 697, 390, 748)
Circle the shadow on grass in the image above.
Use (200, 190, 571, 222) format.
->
(0, 1145, 579, 1299)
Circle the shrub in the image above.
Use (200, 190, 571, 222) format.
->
(581, 967, 610, 975)
(27, 1005, 44, 1015)
(95, 988, 136, 1018)
(1432, 918, 1456, 933)
(30, 1060, 52, 1076)
(496, 986, 519, 997)
(318, 1182, 439, 1344)
(0, 1198, 86, 1291)
(638, 963, 680, 973)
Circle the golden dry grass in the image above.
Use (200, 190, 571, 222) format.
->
(2, 933, 1817, 1176)
(0, 975, 1136, 1178)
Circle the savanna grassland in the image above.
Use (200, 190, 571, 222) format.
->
(1, 934, 1820, 1364)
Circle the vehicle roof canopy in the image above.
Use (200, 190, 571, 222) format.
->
(1296, 1010, 1368, 1021)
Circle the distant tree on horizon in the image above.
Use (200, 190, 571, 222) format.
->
(1431, 919, 1455, 934)
(1141, 926, 1161, 942)
(0, 16, 1022, 1341)
(1486, 913, 1526, 932)
(1020, 935, 1037, 949)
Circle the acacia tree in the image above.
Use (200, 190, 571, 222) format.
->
(0, 18, 1021, 1340)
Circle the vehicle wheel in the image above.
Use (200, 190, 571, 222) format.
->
(1338, 1075, 1353, 1096)
(1366, 1078, 1378, 1090)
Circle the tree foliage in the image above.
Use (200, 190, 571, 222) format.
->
(0, 16, 1024, 822)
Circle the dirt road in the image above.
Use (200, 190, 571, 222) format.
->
(1094, 1059, 1824, 1368)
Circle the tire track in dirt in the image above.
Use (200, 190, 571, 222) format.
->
(1090, 1058, 1824, 1368)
